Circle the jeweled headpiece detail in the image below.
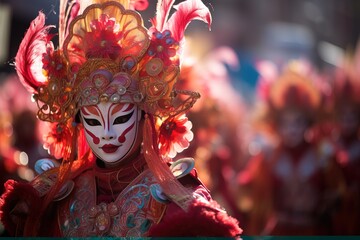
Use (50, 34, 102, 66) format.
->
(16, 0, 211, 124)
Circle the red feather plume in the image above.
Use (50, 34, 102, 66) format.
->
(15, 12, 54, 93)
(166, 0, 212, 42)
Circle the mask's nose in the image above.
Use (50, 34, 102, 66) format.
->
(101, 126, 116, 140)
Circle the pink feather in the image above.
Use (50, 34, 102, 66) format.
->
(151, 0, 175, 31)
(15, 12, 54, 93)
(166, 0, 212, 42)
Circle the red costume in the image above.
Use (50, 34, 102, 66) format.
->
(0, 0, 241, 237)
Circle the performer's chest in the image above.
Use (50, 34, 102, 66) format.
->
(57, 169, 166, 237)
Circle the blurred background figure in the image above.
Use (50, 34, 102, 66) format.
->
(0, 74, 49, 186)
(0, 80, 16, 194)
(236, 61, 346, 235)
(0, 76, 51, 238)
(177, 46, 246, 221)
(325, 42, 360, 234)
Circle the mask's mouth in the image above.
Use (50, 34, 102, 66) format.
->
(101, 144, 121, 154)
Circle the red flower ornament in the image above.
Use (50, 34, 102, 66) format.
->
(148, 30, 179, 66)
(43, 122, 72, 160)
(84, 14, 123, 59)
(158, 114, 193, 158)
(42, 48, 67, 79)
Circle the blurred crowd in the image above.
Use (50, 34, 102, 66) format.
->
(176, 42, 360, 235)
(0, 0, 359, 236)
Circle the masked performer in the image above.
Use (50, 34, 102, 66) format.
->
(330, 44, 360, 234)
(177, 46, 245, 221)
(237, 61, 345, 235)
(0, 0, 241, 237)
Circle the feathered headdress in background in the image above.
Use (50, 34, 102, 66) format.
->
(256, 60, 322, 122)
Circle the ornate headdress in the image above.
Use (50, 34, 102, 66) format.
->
(15, 0, 211, 158)
(15, 0, 211, 211)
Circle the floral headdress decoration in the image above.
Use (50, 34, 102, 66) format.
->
(15, 0, 211, 210)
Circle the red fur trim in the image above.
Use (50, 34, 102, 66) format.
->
(0, 180, 41, 236)
(148, 199, 242, 237)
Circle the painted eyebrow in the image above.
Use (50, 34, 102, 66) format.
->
(81, 106, 100, 117)
(111, 103, 135, 116)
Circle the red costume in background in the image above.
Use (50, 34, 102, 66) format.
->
(237, 61, 345, 235)
(329, 44, 360, 234)
(241, 142, 344, 235)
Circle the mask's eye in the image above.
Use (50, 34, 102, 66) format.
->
(83, 118, 101, 126)
(113, 111, 134, 125)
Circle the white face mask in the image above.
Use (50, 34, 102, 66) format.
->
(80, 102, 142, 166)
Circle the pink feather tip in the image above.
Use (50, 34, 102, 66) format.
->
(166, 0, 212, 42)
(15, 11, 55, 93)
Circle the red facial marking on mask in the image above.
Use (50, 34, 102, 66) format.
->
(123, 103, 135, 112)
(81, 106, 98, 116)
(111, 103, 126, 116)
(118, 122, 135, 143)
(85, 128, 100, 144)
(110, 103, 134, 118)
